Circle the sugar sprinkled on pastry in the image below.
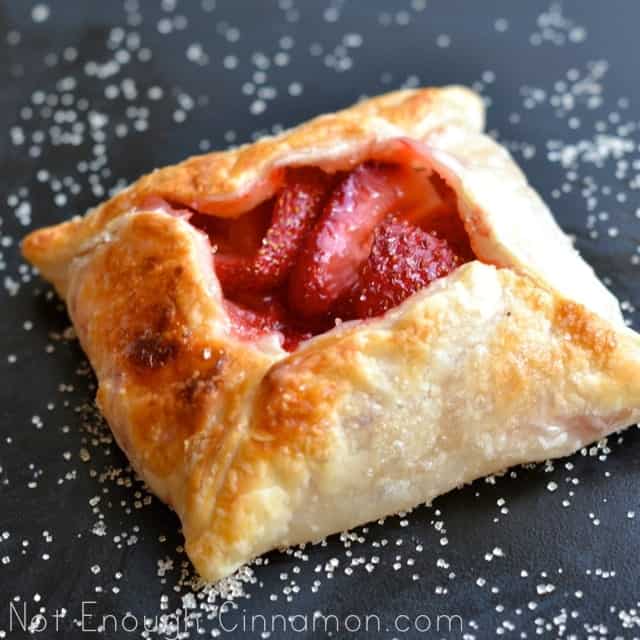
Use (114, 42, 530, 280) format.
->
(22, 86, 640, 582)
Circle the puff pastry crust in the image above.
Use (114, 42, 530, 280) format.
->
(22, 86, 640, 581)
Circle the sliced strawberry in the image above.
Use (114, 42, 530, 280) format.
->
(224, 292, 316, 351)
(288, 163, 432, 318)
(224, 293, 288, 336)
(213, 169, 331, 294)
(209, 200, 274, 291)
(345, 217, 468, 318)
(214, 253, 253, 291)
(251, 167, 332, 290)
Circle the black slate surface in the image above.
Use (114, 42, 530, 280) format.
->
(1, 1, 640, 638)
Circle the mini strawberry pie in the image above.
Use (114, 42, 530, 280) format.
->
(23, 86, 640, 581)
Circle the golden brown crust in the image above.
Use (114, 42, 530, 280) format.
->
(20, 86, 640, 582)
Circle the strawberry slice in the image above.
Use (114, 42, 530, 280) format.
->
(210, 200, 273, 291)
(214, 254, 253, 291)
(251, 167, 332, 290)
(224, 293, 289, 337)
(224, 292, 316, 351)
(214, 168, 331, 293)
(345, 217, 467, 318)
(288, 163, 432, 318)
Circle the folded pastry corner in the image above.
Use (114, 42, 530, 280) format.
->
(21, 85, 640, 581)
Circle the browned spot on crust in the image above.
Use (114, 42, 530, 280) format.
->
(177, 352, 227, 406)
(554, 299, 617, 366)
(259, 372, 334, 436)
(127, 330, 179, 370)
(248, 346, 353, 461)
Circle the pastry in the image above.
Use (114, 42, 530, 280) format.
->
(22, 86, 640, 581)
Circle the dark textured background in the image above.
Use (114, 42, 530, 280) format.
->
(1, 1, 639, 638)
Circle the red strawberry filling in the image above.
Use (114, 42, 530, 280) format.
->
(340, 216, 468, 319)
(288, 163, 435, 318)
(217, 168, 333, 294)
(144, 154, 475, 351)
